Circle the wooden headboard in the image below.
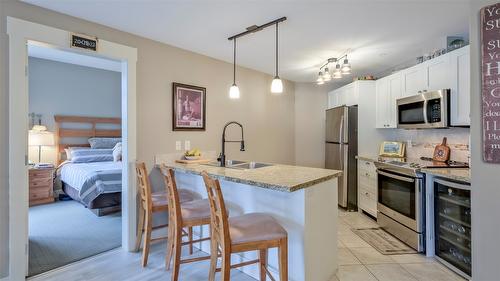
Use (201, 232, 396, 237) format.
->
(54, 115, 121, 164)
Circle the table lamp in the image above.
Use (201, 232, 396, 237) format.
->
(29, 130, 55, 167)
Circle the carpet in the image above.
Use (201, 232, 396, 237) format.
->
(352, 227, 417, 255)
(29, 200, 121, 276)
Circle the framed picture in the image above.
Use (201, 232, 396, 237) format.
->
(379, 141, 406, 158)
(172, 83, 206, 131)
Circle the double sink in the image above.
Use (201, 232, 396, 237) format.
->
(202, 160, 272, 170)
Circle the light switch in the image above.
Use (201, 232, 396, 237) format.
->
(175, 141, 181, 151)
(184, 140, 191, 151)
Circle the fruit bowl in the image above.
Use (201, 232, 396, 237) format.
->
(184, 155, 201, 160)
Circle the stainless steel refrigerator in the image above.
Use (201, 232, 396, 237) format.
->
(325, 105, 358, 210)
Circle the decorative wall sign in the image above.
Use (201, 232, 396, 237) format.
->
(70, 33, 98, 52)
(172, 83, 206, 131)
(481, 3, 500, 163)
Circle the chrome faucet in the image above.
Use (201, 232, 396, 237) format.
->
(218, 121, 245, 167)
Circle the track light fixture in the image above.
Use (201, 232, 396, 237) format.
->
(316, 53, 352, 85)
(228, 17, 287, 97)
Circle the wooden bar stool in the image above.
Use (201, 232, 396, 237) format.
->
(160, 165, 213, 281)
(201, 171, 289, 281)
(135, 162, 195, 267)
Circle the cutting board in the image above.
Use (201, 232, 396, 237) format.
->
(433, 137, 450, 162)
(175, 159, 212, 164)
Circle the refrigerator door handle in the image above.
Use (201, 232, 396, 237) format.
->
(339, 115, 344, 144)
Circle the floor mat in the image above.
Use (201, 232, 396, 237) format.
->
(29, 200, 121, 276)
(352, 227, 417, 255)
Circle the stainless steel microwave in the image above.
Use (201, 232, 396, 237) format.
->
(397, 89, 450, 129)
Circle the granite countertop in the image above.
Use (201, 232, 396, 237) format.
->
(356, 155, 380, 162)
(421, 168, 471, 183)
(157, 161, 342, 192)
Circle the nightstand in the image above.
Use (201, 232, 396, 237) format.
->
(29, 167, 55, 206)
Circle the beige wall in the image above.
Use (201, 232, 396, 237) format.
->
(0, 0, 295, 277)
(294, 83, 327, 168)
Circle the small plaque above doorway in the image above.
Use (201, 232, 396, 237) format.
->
(70, 33, 98, 52)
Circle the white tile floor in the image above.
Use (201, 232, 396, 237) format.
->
(30, 207, 467, 281)
(334, 208, 466, 281)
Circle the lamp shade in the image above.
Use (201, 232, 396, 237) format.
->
(29, 130, 55, 146)
(271, 76, 283, 93)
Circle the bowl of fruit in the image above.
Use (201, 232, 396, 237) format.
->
(184, 148, 202, 160)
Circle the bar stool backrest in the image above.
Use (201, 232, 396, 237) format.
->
(135, 162, 152, 212)
(160, 166, 183, 228)
(201, 172, 231, 251)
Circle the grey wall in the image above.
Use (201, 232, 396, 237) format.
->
(470, 1, 499, 280)
(0, 1, 295, 277)
(28, 57, 121, 165)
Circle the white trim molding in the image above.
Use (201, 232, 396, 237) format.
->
(7, 17, 137, 281)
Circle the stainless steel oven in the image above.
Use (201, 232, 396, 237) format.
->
(377, 169, 425, 251)
(397, 89, 450, 129)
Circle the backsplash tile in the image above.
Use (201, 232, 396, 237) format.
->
(383, 128, 470, 163)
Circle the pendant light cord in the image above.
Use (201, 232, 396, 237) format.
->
(233, 38, 236, 84)
(275, 22, 279, 77)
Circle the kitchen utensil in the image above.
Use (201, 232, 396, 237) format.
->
(433, 137, 450, 162)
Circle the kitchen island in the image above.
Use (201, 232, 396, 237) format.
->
(155, 156, 342, 281)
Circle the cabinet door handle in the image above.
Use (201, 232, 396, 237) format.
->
(365, 162, 370, 165)
(366, 173, 369, 177)
(423, 89, 427, 92)
(418, 90, 422, 93)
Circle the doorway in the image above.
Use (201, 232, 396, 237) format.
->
(27, 44, 124, 276)
(7, 17, 137, 280)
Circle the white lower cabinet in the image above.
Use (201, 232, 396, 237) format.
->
(357, 160, 377, 218)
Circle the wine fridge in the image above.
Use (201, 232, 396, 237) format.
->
(434, 178, 471, 279)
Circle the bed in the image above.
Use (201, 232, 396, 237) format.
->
(54, 115, 122, 216)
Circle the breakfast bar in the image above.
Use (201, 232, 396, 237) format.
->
(155, 158, 342, 281)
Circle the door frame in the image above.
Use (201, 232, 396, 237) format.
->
(7, 17, 138, 280)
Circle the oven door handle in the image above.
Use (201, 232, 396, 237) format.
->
(377, 170, 415, 183)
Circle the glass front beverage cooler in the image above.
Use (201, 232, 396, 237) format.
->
(434, 178, 471, 279)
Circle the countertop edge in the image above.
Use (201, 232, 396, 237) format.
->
(421, 168, 471, 184)
(157, 163, 342, 193)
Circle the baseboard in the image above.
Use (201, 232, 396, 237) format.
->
(1, 276, 10, 281)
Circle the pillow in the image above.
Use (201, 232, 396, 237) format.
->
(88, 137, 122, 149)
(113, 142, 122, 162)
(70, 149, 114, 163)
(65, 147, 91, 160)
(71, 154, 114, 163)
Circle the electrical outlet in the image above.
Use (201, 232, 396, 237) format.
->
(175, 141, 181, 151)
(184, 140, 191, 151)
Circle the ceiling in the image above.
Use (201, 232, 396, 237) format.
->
(23, 0, 470, 88)
(28, 43, 122, 72)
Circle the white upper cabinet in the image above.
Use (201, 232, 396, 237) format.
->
(376, 72, 402, 128)
(427, 55, 451, 91)
(374, 46, 470, 128)
(402, 53, 451, 97)
(402, 65, 427, 97)
(450, 45, 470, 126)
(327, 81, 362, 108)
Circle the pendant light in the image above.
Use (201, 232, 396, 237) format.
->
(229, 38, 240, 99)
(271, 22, 283, 94)
(341, 57, 351, 74)
(316, 71, 324, 85)
(333, 63, 342, 79)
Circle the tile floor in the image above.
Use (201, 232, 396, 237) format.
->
(334, 208, 466, 281)
(29, 207, 468, 281)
